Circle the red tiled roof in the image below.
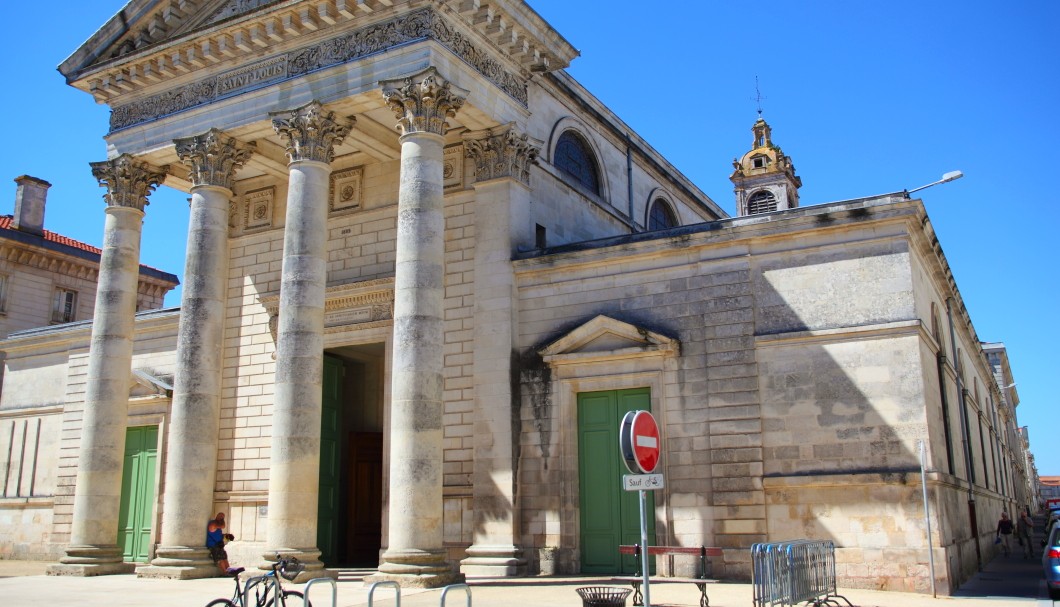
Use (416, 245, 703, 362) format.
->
(0, 215, 102, 254)
(0, 215, 177, 281)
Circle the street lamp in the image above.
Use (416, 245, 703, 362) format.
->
(905, 170, 964, 197)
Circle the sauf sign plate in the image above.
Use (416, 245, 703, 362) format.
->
(623, 473, 664, 491)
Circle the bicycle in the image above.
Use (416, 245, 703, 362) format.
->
(205, 554, 311, 607)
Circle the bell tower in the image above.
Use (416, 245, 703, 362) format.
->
(730, 117, 802, 216)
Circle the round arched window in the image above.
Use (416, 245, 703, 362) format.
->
(747, 190, 777, 214)
(554, 131, 600, 194)
(648, 199, 678, 231)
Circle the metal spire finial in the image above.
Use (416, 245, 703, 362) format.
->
(752, 76, 767, 118)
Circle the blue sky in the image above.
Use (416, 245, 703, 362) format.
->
(1, 2, 1056, 474)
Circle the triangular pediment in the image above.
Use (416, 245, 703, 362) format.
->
(129, 368, 174, 400)
(539, 315, 679, 360)
(60, 0, 579, 106)
(59, 0, 287, 81)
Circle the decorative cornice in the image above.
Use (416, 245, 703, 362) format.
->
(174, 128, 256, 190)
(381, 67, 467, 137)
(89, 154, 169, 211)
(260, 277, 395, 343)
(270, 101, 354, 164)
(463, 123, 540, 185)
(107, 8, 527, 132)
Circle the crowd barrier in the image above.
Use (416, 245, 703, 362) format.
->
(751, 540, 853, 607)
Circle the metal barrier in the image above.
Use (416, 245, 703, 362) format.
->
(440, 583, 472, 607)
(304, 577, 337, 607)
(368, 580, 402, 607)
(751, 540, 853, 607)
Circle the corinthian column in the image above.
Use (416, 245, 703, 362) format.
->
(460, 124, 539, 577)
(366, 67, 466, 589)
(48, 155, 167, 577)
(265, 101, 352, 581)
(141, 130, 253, 579)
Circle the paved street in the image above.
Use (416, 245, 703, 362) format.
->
(0, 547, 1049, 607)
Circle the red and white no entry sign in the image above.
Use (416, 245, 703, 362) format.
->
(620, 410, 661, 474)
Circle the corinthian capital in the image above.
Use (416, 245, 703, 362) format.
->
(381, 67, 467, 137)
(90, 154, 169, 211)
(174, 128, 255, 190)
(463, 124, 540, 186)
(270, 101, 354, 164)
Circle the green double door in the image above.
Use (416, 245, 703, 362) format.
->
(578, 388, 656, 574)
(117, 425, 158, 563)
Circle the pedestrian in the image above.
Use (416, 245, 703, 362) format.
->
(206, 512, 235, 574)
(1018, 508, 1035, 559)
(996, 511, 1014, 557)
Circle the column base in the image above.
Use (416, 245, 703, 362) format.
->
(47, 544, 133, 577)
(366, 548, 464, 588)
(138, 545, 218, 579)
(260, 548, 337, 584)
(460, 544, 526, 578)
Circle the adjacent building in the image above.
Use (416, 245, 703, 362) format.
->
(0, 0, 1036, 595)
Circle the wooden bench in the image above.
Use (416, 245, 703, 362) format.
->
(612, 545, 722, 607)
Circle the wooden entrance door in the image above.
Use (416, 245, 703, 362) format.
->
(118, 425, 158, 563)
(578, 388, 655, 574)
(345, 431, 383, 565)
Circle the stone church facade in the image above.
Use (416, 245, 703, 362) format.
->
(0, 0, 1034, 595)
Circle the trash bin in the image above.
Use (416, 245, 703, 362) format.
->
(576, 586, 632, 607)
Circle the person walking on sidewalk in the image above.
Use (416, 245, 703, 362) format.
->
(996, 511, 1014, 557)
(1018, 508, 1035, 559)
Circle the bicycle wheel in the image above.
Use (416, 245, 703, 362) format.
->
(205, 599, 236, 607)
(266, 590, 311, 607)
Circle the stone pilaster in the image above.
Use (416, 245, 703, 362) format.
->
(140, 130, 253, 579)
(459, 124, 539, 577)
(367, 68, 466, 589)
(48, 155, 167, 577)
(265, 101, 352, 581)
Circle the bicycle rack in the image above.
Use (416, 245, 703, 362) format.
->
(440, 583, 471, 607)
(367, 580, 402, 607)
(304, 577, 337, 607)
(243, 574, 272, 607)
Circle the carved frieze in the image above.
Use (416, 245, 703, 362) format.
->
(109, 8, 529, 132)
(261, 277, 395, 342)
(173, 128, 255, 190)
(243, 186, 275, 231)
(329, 167, 364, 214)
(89, 154, 169, 211)
(463, 124, 540, 186)
(271, 101, 354, 164)
(381, 67, 467, 137)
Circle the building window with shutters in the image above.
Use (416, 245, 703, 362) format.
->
(52, 287, 78, 324)
(747, 190, 778, 214)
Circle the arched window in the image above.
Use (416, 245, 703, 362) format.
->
(648, 199, 678, 230)
(747, 190, 777, 214)
(554, 131, 600, 194)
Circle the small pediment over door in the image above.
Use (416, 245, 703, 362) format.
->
(129, 368, 174, 402)
(539, 315, 679, 366)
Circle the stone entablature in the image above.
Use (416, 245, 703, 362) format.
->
(258, 277, 395, 337)
(62, 2, 578, 126)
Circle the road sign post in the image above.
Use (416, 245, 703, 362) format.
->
(619, 410, 662, 607)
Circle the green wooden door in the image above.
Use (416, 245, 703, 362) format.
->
(118, 425, 158, 563)
(317, 355, 344, 565)
(578, 388, 656, 574)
